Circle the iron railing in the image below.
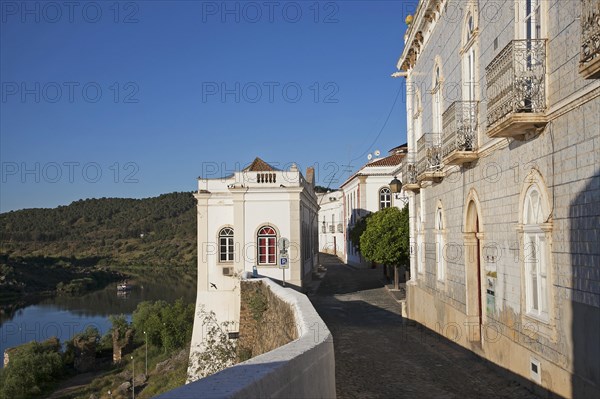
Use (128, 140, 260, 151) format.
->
(442, 101, 478, 158)
(417, 134, 442, 176)
(486, 39, 547, 128)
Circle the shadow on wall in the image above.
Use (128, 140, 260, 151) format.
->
(311, 257, 551, 398)
(570, 168, 600, 398)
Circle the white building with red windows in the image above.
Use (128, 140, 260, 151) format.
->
(188, 157, 319, 380)
(339, 145, 409, 266)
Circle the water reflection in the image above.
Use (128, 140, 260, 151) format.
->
(0, 269, 196, 365)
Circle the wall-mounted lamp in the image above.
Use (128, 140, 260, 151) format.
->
(389, 176, 403, 193)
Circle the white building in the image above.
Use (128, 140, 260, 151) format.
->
(396, 0, 600, 397)
(317, 190, 344, 258)
(188, 157, 319, 379)
(340, 145, 409, 266)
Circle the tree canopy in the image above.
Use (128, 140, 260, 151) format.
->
(0, 192, 196, 267)
(359, 206, 409, 267)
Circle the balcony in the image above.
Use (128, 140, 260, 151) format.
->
(416, 134, 444, 182)
(485, 39, 548, 139)
(402, 156, 419, 192)
(580, 0, 600, 79)
(442, 101, 479, 165)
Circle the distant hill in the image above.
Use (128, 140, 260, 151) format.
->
(0, 192, 196, 267)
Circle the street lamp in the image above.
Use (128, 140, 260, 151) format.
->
(143, 331, 148, 376)
(131, 355, 135, 399)
(389, 176, 403, 195)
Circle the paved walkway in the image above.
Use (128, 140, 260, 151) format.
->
(309, 254, 539, 399)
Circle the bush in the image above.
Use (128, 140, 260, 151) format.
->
(131, 299, 194, 352)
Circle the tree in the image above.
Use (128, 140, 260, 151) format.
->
(359, 206, 410, 289)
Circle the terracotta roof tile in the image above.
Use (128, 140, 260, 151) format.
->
(365, 153, 405, 167)
(243, 157, 277, 172)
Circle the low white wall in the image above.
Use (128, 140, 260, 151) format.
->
(157, 278, 336, 399)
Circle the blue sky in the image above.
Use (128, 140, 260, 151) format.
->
(0, 0, 416, 212)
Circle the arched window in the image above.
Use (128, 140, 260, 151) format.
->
(379, 187, 391, 209)
(435, 207, 445, 281)
(219, 227, 234, 262)
(523, 184, 548, 319)
(466, 14, 474, 42)
(257, 226, 277, 265)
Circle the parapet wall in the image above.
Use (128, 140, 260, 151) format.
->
(157, 278, 336, 399)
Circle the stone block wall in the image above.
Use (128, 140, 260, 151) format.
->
(238, 280, 297, 361)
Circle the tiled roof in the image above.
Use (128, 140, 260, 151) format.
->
(243, 157, 277, 172)
(365, 153, 405, 167)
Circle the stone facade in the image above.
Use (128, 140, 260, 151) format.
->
(397, 1, 600, 397)
(237, 280, 298, 360)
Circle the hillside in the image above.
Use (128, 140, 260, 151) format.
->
(0, 192, 197, 268)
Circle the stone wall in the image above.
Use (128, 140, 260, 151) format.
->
(238, 280, 297, 361)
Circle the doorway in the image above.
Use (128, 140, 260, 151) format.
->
(465, 199, 483, 343)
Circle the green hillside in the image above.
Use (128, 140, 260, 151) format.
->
(0, 192, 197, 268)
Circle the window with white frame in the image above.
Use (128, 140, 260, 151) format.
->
(417, 208, 424, 274)
(219, 227, 234, 262)
(433, 65, 443, 134)
(414, 90, 423, 140)
(523, 185, 549, 319)
(522, 0, 541, 40)
(379, 187, 391, 209)
(463, 13, 476, 102)
(257, 226, 277, 265)
(435, 207, 445, 281)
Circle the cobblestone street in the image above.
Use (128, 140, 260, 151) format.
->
(309, 254, 540, 399)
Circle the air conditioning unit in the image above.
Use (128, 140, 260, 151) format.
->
(222, 267, 234, 276)
(337, 223, 343, 233)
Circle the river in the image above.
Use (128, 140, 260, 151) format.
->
(0, 269, 197, 365)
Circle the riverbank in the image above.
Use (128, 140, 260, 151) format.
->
(0, 254, 125, 320)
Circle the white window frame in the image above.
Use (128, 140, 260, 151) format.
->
(218, 227, 234, 263)
(523, 185, 549, 320)
(435, 207, 445, 282)
(257, 226, 277, 265)
(432, 65, 443, 134)
(379, 187, 392, 210)
(416, 209, 424, 275)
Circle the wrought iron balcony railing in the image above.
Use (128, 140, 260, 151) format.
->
(580, 0, 600, 78)
(442, 101, 479, 164)
(485, 39, 547, 138)
(416, 133, 443, 180)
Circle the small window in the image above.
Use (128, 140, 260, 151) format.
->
(379, 187, 392, 209)
(219, 227, 234, 262)
(466, 14, 474, 43)
(257, 226, 277, 265)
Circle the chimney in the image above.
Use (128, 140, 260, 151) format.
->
(306, 167, 315, 186)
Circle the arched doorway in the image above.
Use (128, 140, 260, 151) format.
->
(465, 198, 483, 343)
